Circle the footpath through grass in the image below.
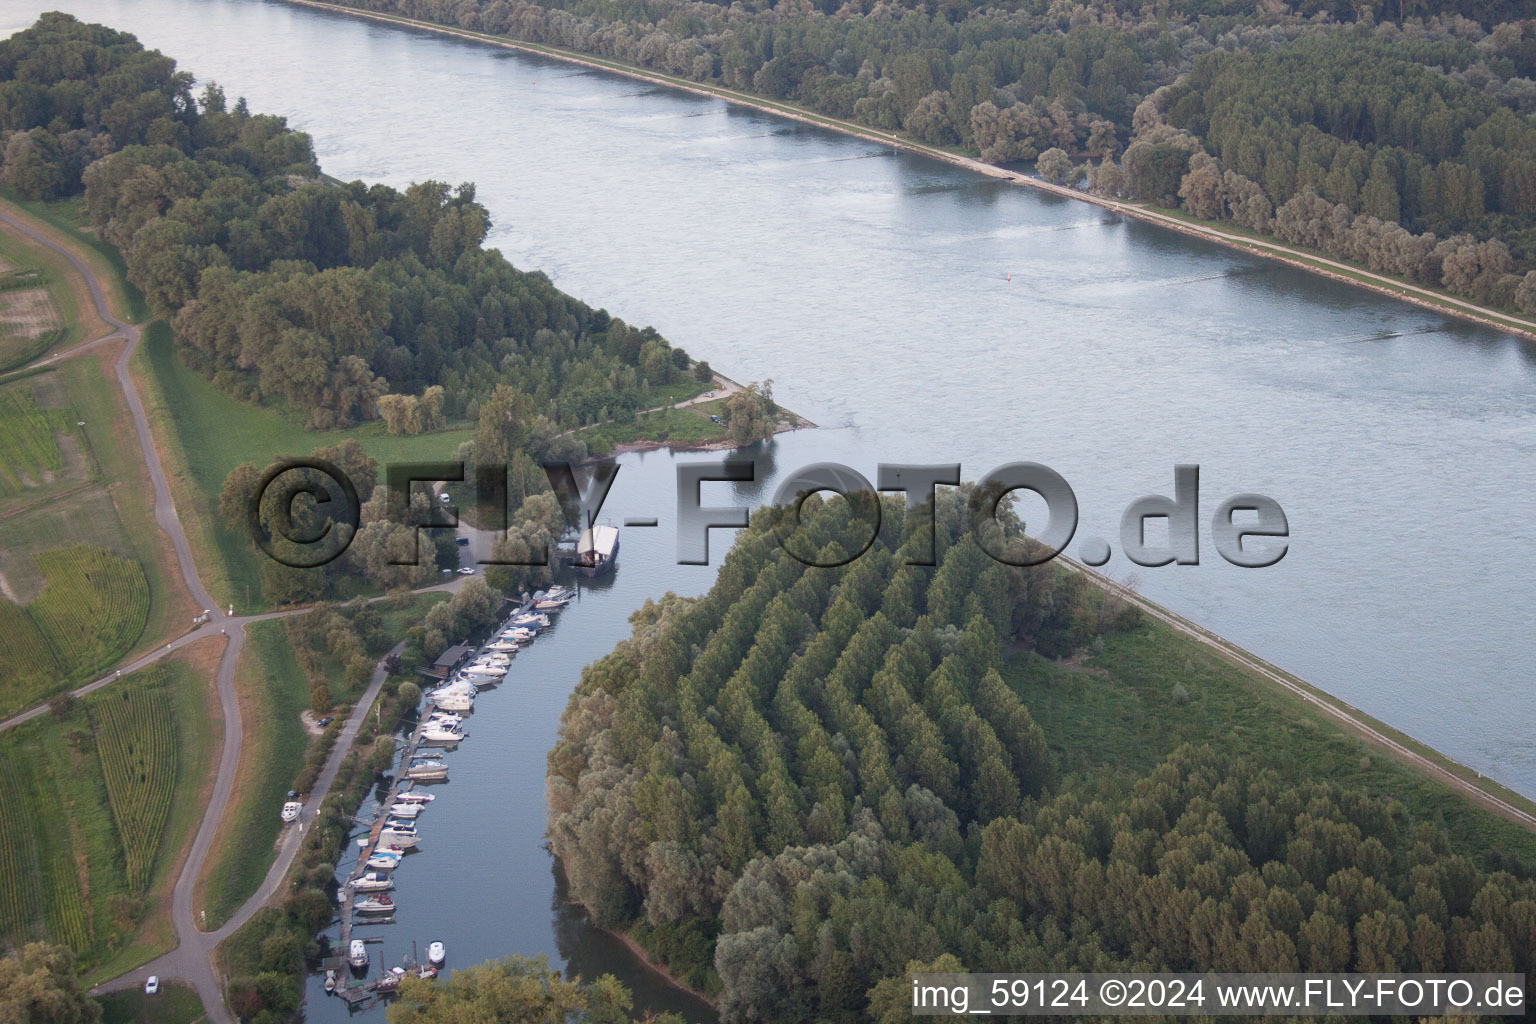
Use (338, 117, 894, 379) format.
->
(0, 190, 148, 325)
(195, 619, 312, 929)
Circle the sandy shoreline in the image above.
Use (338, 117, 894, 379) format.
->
(278, 0, 1536, 342)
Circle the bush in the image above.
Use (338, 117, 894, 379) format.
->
(310, 684, 332, 714)
(693, 359, 713, 382)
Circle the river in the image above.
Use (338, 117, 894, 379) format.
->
(5, 0, 1536, 1017)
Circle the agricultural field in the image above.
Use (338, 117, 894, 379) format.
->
(89, 678, 177, 894)
(0, 377, 76, 497)
(0, 652, 220, 977)
(0, 544, 149, 717)
(0, 229, 70, 372)
(0, 357, 195, 716)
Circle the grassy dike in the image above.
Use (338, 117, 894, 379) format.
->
(194, 620, 313, 930)
(279, 0, 1536, 343)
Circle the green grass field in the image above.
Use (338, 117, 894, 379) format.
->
(133, 323, 476, 610)
(98, 981, 206, 1024)
(1011, 620, 1536, 863)
(578, 398, 731, 452)
(196, 619, 314, 928)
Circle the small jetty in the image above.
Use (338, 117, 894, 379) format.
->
(326, 586, 574, 1004)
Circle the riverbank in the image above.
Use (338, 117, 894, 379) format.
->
(553, 858, 721, 1014)
(278, 0, 1536, 343)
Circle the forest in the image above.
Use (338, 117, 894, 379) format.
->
(0, 13, 700, 430)
(548, 492, 1536, 1022)
(311, 0, 1536, 312)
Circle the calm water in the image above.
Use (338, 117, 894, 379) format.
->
(7, 0, 1536, 1016)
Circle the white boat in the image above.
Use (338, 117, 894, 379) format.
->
(395, 790, 434, 804)
(366, 852, 402, 870)
(432, 680, 477, 696)
(574, 524, 619, 577)
(281, 801, 302, 824)
(534, 596, 569, 611)
(425, 711, 463, 726)
(325, 969, 337, 993)
(421, 725, 466, 745)
(483, 640, 518, 654)
(426, 940, 445, 965)
(354, 894, 395, 913)
(428, 693, 473, 712)
(383, 818, 419, 834)
(471, 653, 511, 668)
(456, 671, 501, 686)
(510, 613, 549, 630)
(379, 830, 418, 849)
(388, 801, 422, 819)
(504, 628, 535, 643)
(351, 871, 393, 892)
(405, 762, 448, 781)
(349, 939, 369, 968)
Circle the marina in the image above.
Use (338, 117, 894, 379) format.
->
(326, 586, 571, 1007)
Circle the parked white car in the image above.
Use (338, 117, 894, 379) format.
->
(144, 976, 159, 995)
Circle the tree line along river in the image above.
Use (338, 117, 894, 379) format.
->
(6, 0, 1535, 1018)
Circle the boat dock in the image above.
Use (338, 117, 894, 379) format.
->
(328, 587, 572, 1003)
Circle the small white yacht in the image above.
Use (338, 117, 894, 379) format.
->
(421, 724, 465, 745)
(427, 940, 446, 965)
(281, 801, 302, 824)
(354, 894, 394, 913)
(349, 939, 369, 968)
(351, 871, 393, 892)
(366, 851, 402, 870)
(395, 790, 434, 805)
(405, 760, 449, 781)
(483, 640, 518, 654)
(388, 801, 422, 819)
(511, 612, 550, 630)
(428, 692, 473, 712)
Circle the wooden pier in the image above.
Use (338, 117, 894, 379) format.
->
(327, 590, 549, 1000)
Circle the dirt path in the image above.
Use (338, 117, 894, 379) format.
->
(0, 205, 472, 1023)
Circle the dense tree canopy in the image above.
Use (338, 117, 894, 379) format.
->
(548, 494, 1536, 1021)
(0, 944, 100, 1024)
(1, 13, 699, 429)
(385, 955, 683, 1024)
